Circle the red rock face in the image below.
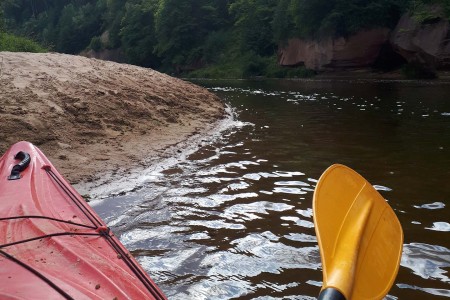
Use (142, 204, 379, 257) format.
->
(390, 13, 450, 69)
(278, 10, 450, 72)
(278, 28, 390, 71)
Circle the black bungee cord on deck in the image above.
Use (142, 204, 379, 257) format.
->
(0, 217, 99, 299)
(0, 153, 166, 300)
(0, 215, 97, 229)
(45, 167, 166, 299)
(0, 249, 75, 300)
(45, 166, 103, 228)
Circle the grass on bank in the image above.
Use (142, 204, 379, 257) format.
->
(401, 61, 438, 79)
(0, 33, 47, 53)
(186, 54, 316, 79)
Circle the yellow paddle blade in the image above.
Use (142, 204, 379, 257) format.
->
(313, 164, 403, 300)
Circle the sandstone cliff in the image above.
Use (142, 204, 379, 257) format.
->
(390, 13, 450, 70)
(279, 9, 450, 72)
(278, 28, 390, 71)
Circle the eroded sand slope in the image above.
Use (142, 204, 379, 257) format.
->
(0, 52, 225, 184)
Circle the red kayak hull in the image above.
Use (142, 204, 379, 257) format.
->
(0, 141, 166, 299)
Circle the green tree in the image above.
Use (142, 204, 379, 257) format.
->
(154, 0, 225, 69)
(0, 6, 4, 33)
(289, 0, 336, 38)
(272, 0, 294, 44)
(120, 0, 160, 67)
(229, 0, 278, 56)
(105, 0, 126, 48)
(2, 0, 105, 53)
(55, 2, 103, 53)
(289, 0, 407, 38)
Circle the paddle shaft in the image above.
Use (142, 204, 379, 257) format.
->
(318, 288, 346, 300)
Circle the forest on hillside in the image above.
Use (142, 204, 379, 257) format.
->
(1, 0, 449, 77)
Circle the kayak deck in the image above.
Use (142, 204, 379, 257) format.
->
(0, 141, 166, 299)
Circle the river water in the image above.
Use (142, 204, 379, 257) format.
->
(93, 79, 450, 299)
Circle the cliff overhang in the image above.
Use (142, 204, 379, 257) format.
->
(278, 11, 450, 73)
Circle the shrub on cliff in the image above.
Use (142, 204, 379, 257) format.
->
(289, 0, 408, 38)
(186, 54, 315, 79)
(89, 36, 102, 52)
(0, 8, 4, 33)
(264, 55, 315, 78)
(401, 61, 437, 79)
(409, 0, 450, 23)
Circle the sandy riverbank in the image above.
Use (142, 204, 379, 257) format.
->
(0, 52, 226, 187)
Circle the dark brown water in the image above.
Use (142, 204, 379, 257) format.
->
(94, 79, 450, 299)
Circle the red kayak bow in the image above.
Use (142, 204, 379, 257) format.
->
(0, 141, 166, 299)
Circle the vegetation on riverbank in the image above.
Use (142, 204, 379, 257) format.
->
(1, 0, 448, 78)
(185, 55, 316, 79)
(0, 33, 46, 53)
(0, 9, 46, 53)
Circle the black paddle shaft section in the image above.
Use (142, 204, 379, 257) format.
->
(8, 151, 31, 180)
(318, 288, 347, 300)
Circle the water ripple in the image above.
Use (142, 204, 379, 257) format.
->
(401, 243, 450, 283)
(373, 185, 393, 192)
(426, 222, 450, 232)
(273, 187, 308, 195)
(284, 233, 317, 243)
(275, 181, 310, 187)
(414, 202, 446, 210)
(189, 220, 246, 230)
(280, 217, 315, 229)
(397, 284, 450, 297)
(223, 202, 294, 220)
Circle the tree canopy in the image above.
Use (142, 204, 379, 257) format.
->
(1, 0, 444, 74)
